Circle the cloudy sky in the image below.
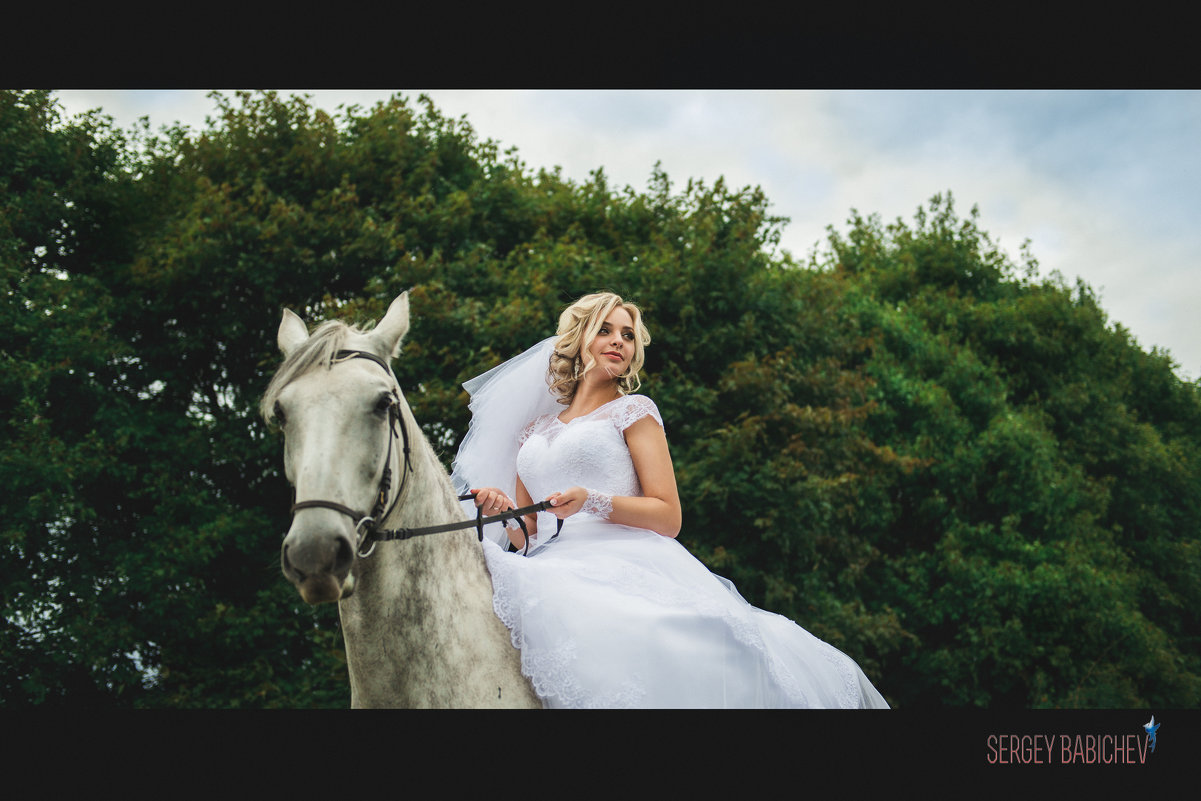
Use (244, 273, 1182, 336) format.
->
(55, 89, 1201, 380)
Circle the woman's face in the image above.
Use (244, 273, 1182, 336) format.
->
(587, 305, 637, 381)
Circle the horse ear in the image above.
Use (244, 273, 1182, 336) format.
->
(278, 308, 309, 357)
(370, 292, 410, 358)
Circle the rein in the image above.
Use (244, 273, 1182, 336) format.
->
(286, 349, 560, 558)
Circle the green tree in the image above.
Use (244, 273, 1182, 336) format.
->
(1, 90, 149, 703)
(819, 197, 1201, 707)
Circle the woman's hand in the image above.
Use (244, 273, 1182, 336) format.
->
(470, 487, 515, 515)
(544, 486, 588, 519)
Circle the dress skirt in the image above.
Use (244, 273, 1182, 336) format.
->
(482, 514, 889, 709)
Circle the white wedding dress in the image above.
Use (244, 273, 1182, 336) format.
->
(473, 392, 890, 709)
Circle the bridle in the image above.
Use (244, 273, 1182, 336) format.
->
(286, 349, 559, 558)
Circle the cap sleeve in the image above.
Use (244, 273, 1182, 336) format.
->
(614, 394, 664, 432)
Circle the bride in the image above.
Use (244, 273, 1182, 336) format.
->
(451, 292, 889, 709)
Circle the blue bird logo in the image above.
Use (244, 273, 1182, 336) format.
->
(1143, 715, 1160, 753)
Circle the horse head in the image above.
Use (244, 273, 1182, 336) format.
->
(265, 293, 411, 604)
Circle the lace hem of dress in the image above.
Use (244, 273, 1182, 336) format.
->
(486, 546, 647, 708)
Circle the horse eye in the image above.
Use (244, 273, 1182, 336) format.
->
(273, 401, 287, 426)
(374, 394, 394, 415)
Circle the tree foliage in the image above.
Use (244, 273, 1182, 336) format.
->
(2, 90, 1198, 708)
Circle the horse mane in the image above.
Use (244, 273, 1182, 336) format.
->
(260, 319, 373, 423)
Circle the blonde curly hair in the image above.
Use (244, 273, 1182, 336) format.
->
(548, 292, 651, 405)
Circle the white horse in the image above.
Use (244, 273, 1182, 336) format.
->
(262, 292, 540, 708)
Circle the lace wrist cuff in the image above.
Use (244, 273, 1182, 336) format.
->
(582, 488, 614, 519)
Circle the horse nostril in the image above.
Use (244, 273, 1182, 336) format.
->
(282, 543, 305, 580)
(334, 535, 355, 573)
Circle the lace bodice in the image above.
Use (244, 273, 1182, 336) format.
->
(516, 395, 663, 521)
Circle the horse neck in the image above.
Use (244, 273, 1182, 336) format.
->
(387, 397, 467, 530)
(339, 400, 536, 707)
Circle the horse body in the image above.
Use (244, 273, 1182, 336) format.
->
(264, 293, 540, 708)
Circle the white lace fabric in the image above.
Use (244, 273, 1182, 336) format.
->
(581, 489, 613, 519)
